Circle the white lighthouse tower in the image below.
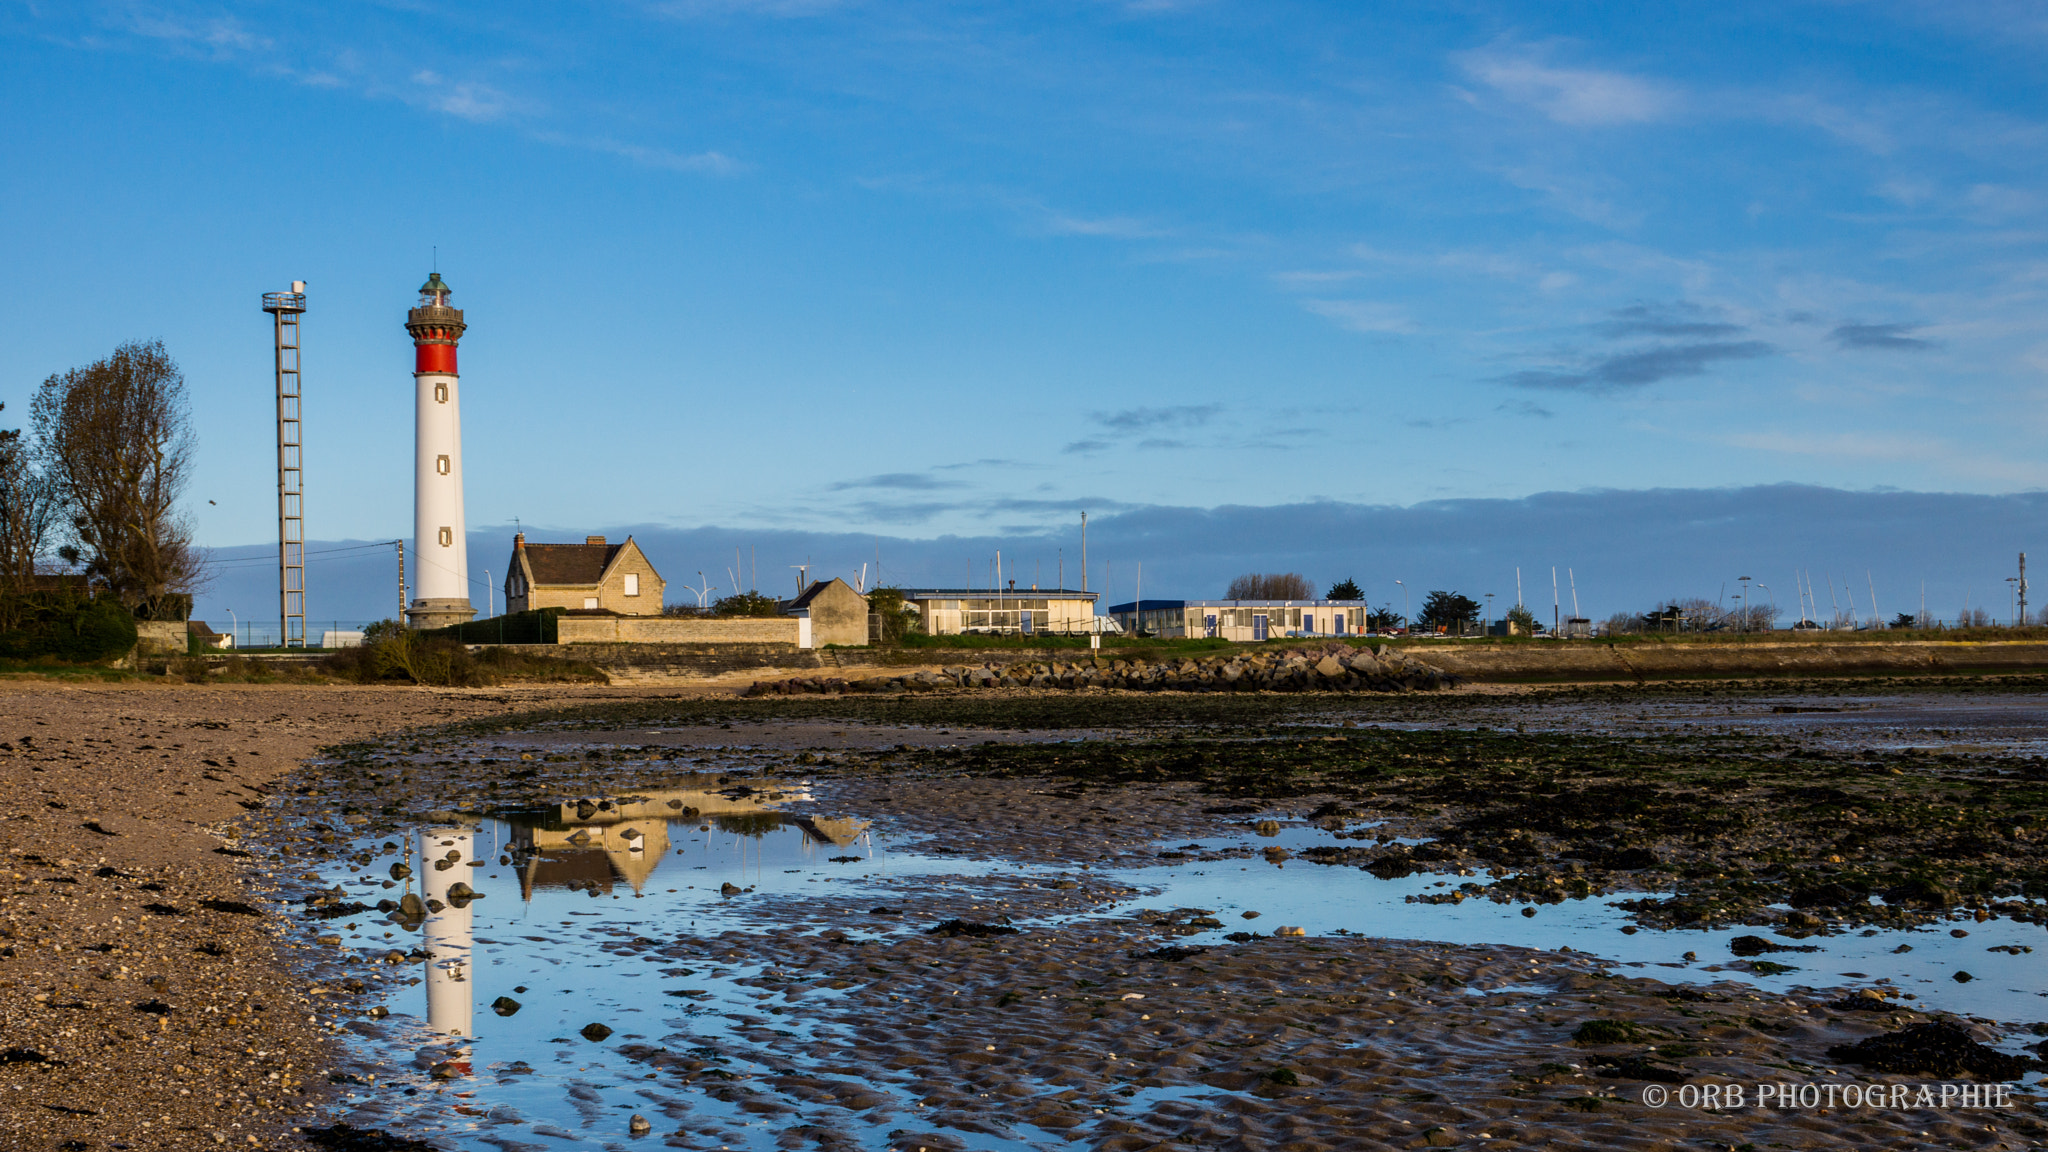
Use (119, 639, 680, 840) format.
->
(404, 273, 478, 629)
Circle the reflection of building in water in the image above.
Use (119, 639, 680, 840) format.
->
(419, 825, 476, 1045)
(506, 781, 867, 900)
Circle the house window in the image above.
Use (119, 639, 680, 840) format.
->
(436, 454, 450, 476)
(624, 574, 640, 597)
(434, 382, 448, 403)
(437, 527, 452, 547)
(583, 597, 598, 609)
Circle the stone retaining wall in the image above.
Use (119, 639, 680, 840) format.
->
(486, 642, 820, 682)
(554, 616, 801, 646)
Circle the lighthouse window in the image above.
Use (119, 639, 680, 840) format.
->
(434, 382, 448, 403)
(436, 454, 450, 476)
(438, 527, 452, 547)
(624, 574, 640, 597)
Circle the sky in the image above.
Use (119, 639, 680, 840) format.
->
(6, 1, 2048, 620)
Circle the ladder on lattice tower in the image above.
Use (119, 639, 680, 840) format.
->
(263, 284, 308, 647)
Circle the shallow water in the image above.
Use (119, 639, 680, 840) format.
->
(1106, 825, 2047, 1023)
(308, 768, 2047, 1149)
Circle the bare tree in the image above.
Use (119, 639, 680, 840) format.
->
(0, 405, 62, 596)
(1225, 572, 1316, 600)
(33, 340, 202, 619)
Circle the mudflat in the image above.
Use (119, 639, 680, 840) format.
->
(11, 677, 2048, 1150)
(0, 683, 673, 1150)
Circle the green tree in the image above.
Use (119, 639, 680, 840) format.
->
(0, 404, 61, 600)
(1325, 578, 1362, 601)
(1366, 604, 1403, 632)
(1505, 604, 1540, 634)
(866, 586, 922, 645)
(713, 590, 781, 617)
(33, 340, 201, 619)
(1417, 590, 1480, 631)
(1890, 611, 1918, 629)
(1225, 572, 1315, 599)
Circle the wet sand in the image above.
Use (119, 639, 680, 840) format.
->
(288, 716, 2048, 1151)
(0, 683, 673, 1151)
(14, 679, 2048, 1150)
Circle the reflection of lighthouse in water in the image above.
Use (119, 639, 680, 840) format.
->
(419, 826, 474, 1040)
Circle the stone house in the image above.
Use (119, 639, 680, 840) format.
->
(503, 534, 664, 616)
(782, 578, 869, 647)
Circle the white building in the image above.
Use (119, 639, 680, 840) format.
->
(897, 588, 1100, 636)
(1106, 598, 1375, 641)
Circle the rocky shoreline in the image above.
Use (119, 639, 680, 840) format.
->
(745, 641, 1459, 697)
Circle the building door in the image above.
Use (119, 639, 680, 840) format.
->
(1253, 614, 1267, 641)
(1205, 614, 1217, 638)
(1021, 610, 1034, 635)
(1335, 612, 1345, 635)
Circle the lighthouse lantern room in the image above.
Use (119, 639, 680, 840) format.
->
(404, 272, 478, 629)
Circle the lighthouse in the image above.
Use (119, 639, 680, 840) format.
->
(404, 273, 478, 629)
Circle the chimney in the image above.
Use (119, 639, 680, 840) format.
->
(586, 535, 605, 546)
(514, 532, 525, 548)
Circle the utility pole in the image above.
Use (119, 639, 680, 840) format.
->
(1080, 512, 1088, 593)
(2021, 553, 2030, 628)
(1738, 576, 1752, 633)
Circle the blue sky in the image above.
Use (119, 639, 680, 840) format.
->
(6, 2, 2048, 614)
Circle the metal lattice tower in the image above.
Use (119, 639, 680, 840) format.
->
(263, 283, 308, 647)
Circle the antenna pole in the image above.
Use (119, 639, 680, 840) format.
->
(262, 284, 308, 647)
(1080, 512, 1088, 593)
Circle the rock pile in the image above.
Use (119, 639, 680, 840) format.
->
(743, 642, 1456, 696)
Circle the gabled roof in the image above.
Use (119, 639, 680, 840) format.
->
(786, 577, 862, 611)
(521, 542, 621, 586)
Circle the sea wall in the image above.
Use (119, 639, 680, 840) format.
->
(1410, 639, 2048, 682)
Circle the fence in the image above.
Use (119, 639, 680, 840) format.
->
(203, 619, 383, 651)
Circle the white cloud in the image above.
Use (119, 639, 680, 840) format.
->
(570, 136, 745, 175)
(645, 0, 849, 16)
(1456, 49, 1677, 126)
(121, 11, 269, 55)
(1043, 212, 1165, 239)
(408, 72, 521, 122)
(1302, 299, 1415, 334)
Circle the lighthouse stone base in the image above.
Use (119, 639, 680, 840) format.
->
(406, 598, 478, 631)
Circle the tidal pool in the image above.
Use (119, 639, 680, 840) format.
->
(308, 773, 2046, 1149)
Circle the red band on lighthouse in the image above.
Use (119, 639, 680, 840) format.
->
(415, 342, 458, 375)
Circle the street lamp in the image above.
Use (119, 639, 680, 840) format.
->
(226, 608, 237, 650)
(1756, 584, 1773, 632)
(1737, 576, 1752, 633)
(684, 572, 716, 609)
(1394, 580, 1407, 634)
(1485, 592, 1495, 636)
